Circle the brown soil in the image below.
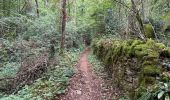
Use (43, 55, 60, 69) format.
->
(58, 48, 117, 100)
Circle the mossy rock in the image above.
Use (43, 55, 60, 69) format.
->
(144, 24, 155, 38)
(156, 43, 166, 49)
(146, 39, 155, 46)
(133, 44, 149, 58)
(131, 40, 144, 47)
(143, 60, 158, 66)
(143, 65, 160, 76)
(125, 40, 144, 57)
(133, 39, 160, 59)
(134, 50, 148, 58)
(147, 51, 159, 59)
(91, 38, 170, 100)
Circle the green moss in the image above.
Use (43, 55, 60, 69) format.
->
(143, 65, 160, 76)
(160, 75, 169, 82)
(144, 24, 155, 38)
(131, 39, 160, 59)
(160, 73, 170, 82)
(133, 44, 149, 58)
(146, 39, 155, 46)
(143, 61, 156, 66)
(125, 40, 143, 57)
(131, 40, 143, 47)
(92, 38, 170, 99)
(156, 43, 166, 49)
(147, 51, 159, 59)
(134, 50, 148, 58)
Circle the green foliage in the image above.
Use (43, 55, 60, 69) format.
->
(0, 62, 20, 79)
(13, 66, 73, 100)
(0, 50, 80, 99)
(88, 51, 104, 76)
(138, 82, 170, 100)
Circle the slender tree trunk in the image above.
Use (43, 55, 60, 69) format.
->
(25, 0, 33, 15)
(3, 0, 6, 16)
(60, 0, 67, 53)
(7, 0, 11, 16)
(68, 0, 71, 16)
(44, 0, 48, 7)
(118, 0, 121, 21)
(18, 0, 21, 13)
(118, 0, 122, 31)
(35, 0, 39, 17)
(131, 0, 145, 40)
(141, 0, 145, 20)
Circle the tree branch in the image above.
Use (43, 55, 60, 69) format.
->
(113, 0, 137, 13)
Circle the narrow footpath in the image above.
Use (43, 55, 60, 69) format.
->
(59, 48, 119, 100)
(59, 48, 115, 100)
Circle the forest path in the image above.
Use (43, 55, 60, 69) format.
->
(58, 48, 106, 100)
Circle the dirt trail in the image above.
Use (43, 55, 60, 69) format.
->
(59, 48, 105, 100)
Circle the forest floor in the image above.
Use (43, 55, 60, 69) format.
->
(58, 48, 118, 100)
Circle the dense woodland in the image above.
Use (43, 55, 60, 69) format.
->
(0, 0, 170, 100)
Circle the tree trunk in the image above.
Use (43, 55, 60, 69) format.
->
(18, 0, 21, 13)
(131, 0, 145, 40)
(35, 0, 39, 17)
(60, 0, 67, 53)
(141, 0, 145, 20)
(25, 0, 33, 15)
(7, 0, 11, 16)
(118, 0, 122, 31)
(44, 0, 48, 7)
(68, 0, 71, 16)
(3, 0, 6, 16)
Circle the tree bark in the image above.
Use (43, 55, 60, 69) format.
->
(131, 0, 145, 40)
(35, 0, 39, 17)
(60, 0, 67, 53)
(3, 0, 6, 16)
(44, 0, 48, 7)
(141, 0, 145, 20)
(7, 0, 11, 16)
(25, 0, 33, 15)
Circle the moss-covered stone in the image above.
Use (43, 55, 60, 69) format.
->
(156, 43, 166, 49)
(143, 65, 160, 76)
(144, 24, 155, 38)
(92, 38, 170, 99)
(143, 60, 158, 66)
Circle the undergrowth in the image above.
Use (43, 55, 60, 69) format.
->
(0, 51, 80, 100)
(88, 51, 104, 76)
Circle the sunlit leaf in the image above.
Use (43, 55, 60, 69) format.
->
(158, 91, 165, 99)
